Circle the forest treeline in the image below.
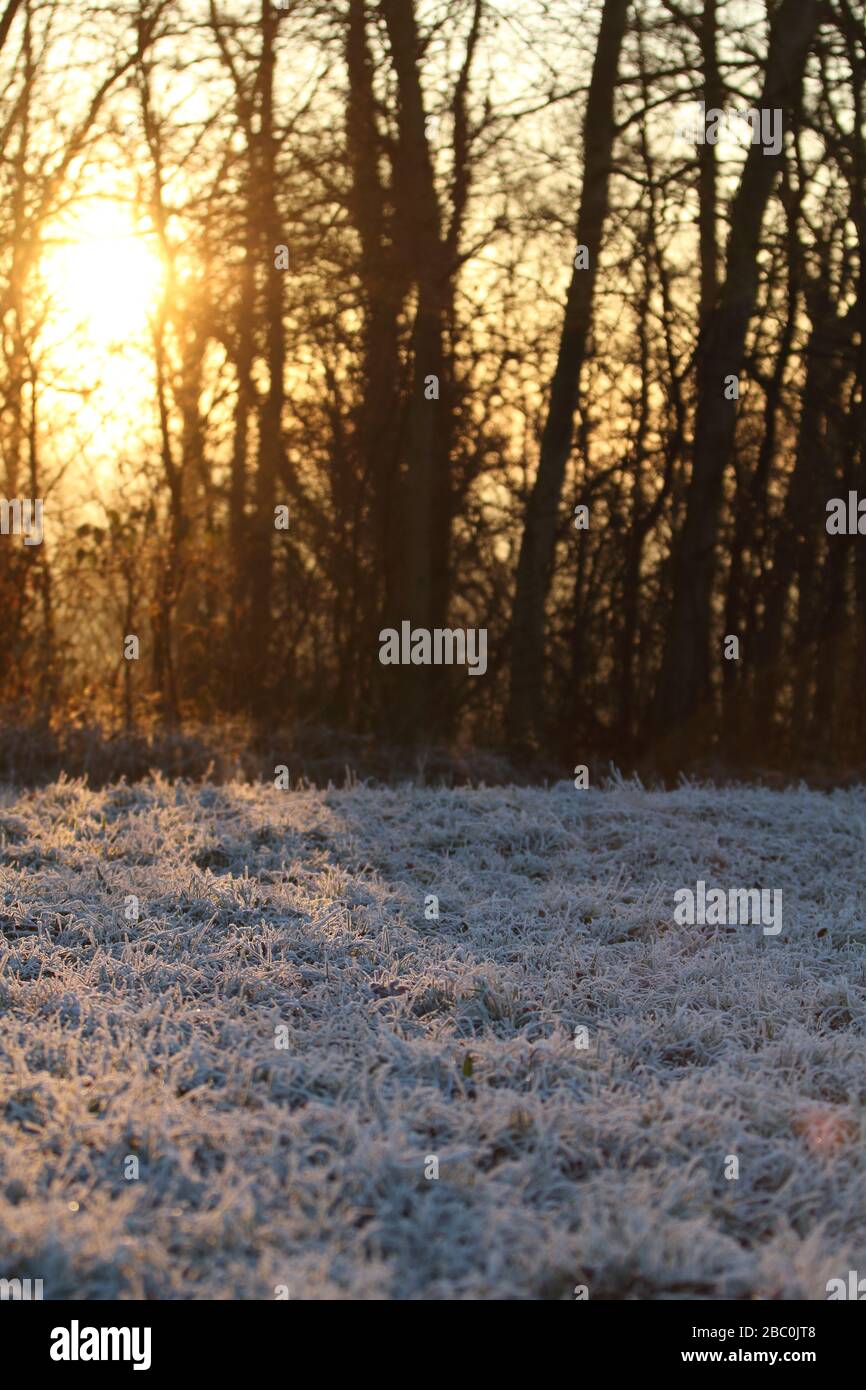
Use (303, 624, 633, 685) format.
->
(0, 0, 864, 776)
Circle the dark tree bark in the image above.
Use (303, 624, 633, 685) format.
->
(345, 0, 408, 701)
(722, 189, 799, 748)
(508, 0, 629, 751)
(379, 0, 447, 733)
(756, 286, 856, 745)
(246, 0, 287, 718)
(698, 0, 721, 330)
(0, 0, 23, 57)
(652, 0, 820, 751)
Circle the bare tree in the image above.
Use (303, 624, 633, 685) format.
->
(508, 0, 630, 750)
(652, 0, 821, 751)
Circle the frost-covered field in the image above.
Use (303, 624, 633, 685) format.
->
(1, 775, 865, 1300)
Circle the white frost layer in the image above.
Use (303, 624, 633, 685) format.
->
(0, 774, 864, 1300)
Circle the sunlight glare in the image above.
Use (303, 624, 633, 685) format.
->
(43, 201, 163, 348)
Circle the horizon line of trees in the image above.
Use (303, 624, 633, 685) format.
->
(0, 0, 864, 772)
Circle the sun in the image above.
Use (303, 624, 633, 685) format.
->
(42, 200, 164, 349)
(37, 198, 167, 476)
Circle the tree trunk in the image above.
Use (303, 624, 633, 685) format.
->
(508, 0, 629, 751)
(247, 0, 286, 719)
(652, 0, 820, 753)
(380, 0, 447, 736)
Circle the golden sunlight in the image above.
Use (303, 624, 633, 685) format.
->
(42, 200, 164, 349)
